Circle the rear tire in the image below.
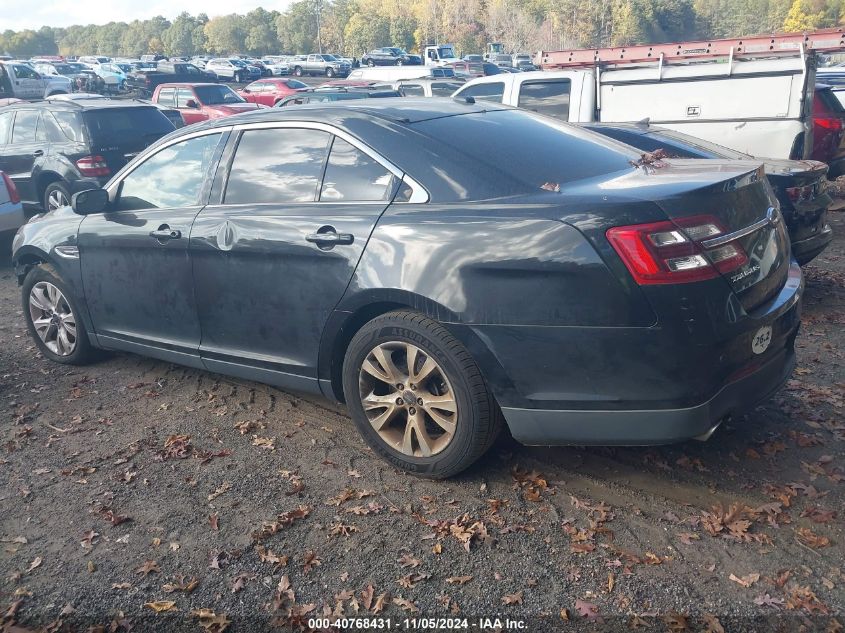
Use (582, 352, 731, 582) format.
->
(326, 67, 335, 78)
(294, 66, 303, 77)
(343, 310, 503, 479)
(367, 59, 375, 67)
(22, 264, 96, 366)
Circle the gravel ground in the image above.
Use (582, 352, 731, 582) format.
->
(0, 213, 843, 633)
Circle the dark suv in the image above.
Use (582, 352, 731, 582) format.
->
(361, 48, 410, 66)
(0, 100, 175, 211)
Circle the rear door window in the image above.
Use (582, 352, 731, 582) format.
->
(36, 111, 67, 143)
(401, 84, 424, 97)
(224, 128, 331, 204)
(0, 111, 13, 144)
(52, 111, 84, 142)
(431, 82, 460, 97)
(459, 82, 505, 102)
(320, 137, 395, 202)
(11, 110, 39, 143)
(157, 88, 176, 107)
(175, 88, 195, 108)
(517, 79, 571, 119)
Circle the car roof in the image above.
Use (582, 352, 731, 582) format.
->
(3, 98, 159, 111)
(157, 82, 220, 88)
(190, 97, 509, 130)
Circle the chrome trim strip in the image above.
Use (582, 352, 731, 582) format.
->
(701, 207, 776, 249)
(54, 245, 79, 259)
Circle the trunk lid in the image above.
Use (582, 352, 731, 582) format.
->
(591, 159, 791, 311)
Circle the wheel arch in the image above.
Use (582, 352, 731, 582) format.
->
(318, 290, 515, 406)
(35, 170, 66, 207)
(12, 246, 51, 285)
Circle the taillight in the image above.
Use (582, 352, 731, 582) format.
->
(814, 116, 842, 130)
(786, 184, 816, 203)
(76, 155, 110, 177)
(607, 216, 748, 285)
(1, 171, 20, 204)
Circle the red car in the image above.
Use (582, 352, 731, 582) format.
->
(237, 78, 309, 106)
(810, 84, 845, 166)
(151, 83, 262, 124)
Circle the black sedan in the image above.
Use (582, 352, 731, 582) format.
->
(12, 100, 802, 478)
(585, 122, 833, 264)
(361, 48, 409, 66)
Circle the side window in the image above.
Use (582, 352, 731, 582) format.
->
(157, 88, 175, 107)
(460, 82, 505, 102)
(431, 83, 458, 97)
(52, 111, 84, 142)
(0, 111, 13, 144)
(39, 112, 68, 142)
(176, 88, 195, 107)
(225, 128, 331, 204)
(321, 137, 395, 202)
(13, 64, 37, 79)
(116, 133, 222, 211)
(401, 84, 424, 97)
(517, 80, 571, 120)
(11, 110, 39, 143)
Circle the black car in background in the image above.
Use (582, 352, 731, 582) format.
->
(0, 100, 175, 211)
(12, 101, 802, 478)
(586, 123, 833, 265)
(361, 47, 410, 66)
(126, 62, 217, 95)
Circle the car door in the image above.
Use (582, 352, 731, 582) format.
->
(9, 64, 43, 98)
(77, 129, 227, 366)
(0, 109, 45, 205)
(176, 87, 207, 124)
(190, 123, 404, 392)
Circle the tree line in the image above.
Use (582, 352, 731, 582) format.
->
(1, 0, 844, 59)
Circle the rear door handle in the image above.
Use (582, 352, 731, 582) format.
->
(149, 225, 182, 241)
(305, 227, 354, 248)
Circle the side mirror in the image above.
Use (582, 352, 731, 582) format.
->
(71, 189, 108, 215)
(185, 99, 199, 108)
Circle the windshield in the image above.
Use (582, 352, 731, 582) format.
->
(438, 47, 457, 59)
(115, 63, 132, 72)
(231, 60, 247, 67)
(194, 85, 245, 104)
(53, 64, 75, 74)
(321, 55, 337, 61)
(67, 63, 88, 72)
(285, 79, 308, 89)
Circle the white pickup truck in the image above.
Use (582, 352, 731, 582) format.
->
(0, 61, 72, 100)
(452, 30, 845, 160)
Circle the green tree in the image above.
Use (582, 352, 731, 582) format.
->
(204, 14, 247, 54)
(276, 0, 319, 53)
(162, 12, 200, 56)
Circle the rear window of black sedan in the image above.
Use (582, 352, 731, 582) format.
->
(412, 109, 640, 189)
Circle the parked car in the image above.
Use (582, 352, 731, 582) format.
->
(463, 54, 483, 62)
(151, 83, 262, 124)
(0, 61, 72, 99)
(394, 78, 463, 97)
(811, 84, 845, 173)
(512, 54, 536, 70)
(78, 56, 111, 66)
(361, 47, 410, 66)
(0, 100, 174, 211)
(450, 61, 485, 79)
(346, 66, 456, 82)
(0, 170, 26, 235)
(259, 58, 290, 76)
(585, 123, 833, 264)
(11, 99, 803, 478)
(33, 62, 95, 90)
(90, 63, 127, 92)
(290, 54, 351, 78)
(125, 62, 217, 95)
(46, 93, 185, 128)
(205, 59, 260, 83)
(238, 78, 309, 106)
(274, 89, 401, 106)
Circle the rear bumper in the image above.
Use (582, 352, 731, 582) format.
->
(502, 342, 796, 445)
(792, 222, 833, 264)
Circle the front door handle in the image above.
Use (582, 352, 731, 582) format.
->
(149, 225, 182, 242)
(305, 227, 354, 249)
(33, 149, 44, 157)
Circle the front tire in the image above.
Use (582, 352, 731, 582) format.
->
(22, 264, 96, 365)
(326, 67, 335, 78)
(43, 181, 71, 212)
(294, 66, 303, 77)
(367, 59, 375, 67)
(343, 310, 502, 478)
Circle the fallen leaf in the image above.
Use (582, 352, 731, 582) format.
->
(754, 594, 785, 609)
(27, 557, 42, 572)
(446, 575, 473, 585)
(136, 560, 160, 576)
(192, 609, 231, 633)
(575, 599, 601, 621)
(397, 553, 421, 568)
(209, 514, 219, 531)
(392, 597, 419, 613)
(729, 573, 761, 588)
(502, 591, 523, 605)
(796, 527, 831, 549)
(144, 601, 177, 613)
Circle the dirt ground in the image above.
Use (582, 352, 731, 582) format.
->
(0, 214, 843, 633)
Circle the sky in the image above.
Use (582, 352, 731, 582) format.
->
(1, 0, 293, 31)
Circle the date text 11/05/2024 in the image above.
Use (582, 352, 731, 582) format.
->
(306, 618, 528, 630)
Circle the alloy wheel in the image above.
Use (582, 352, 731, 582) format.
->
(47, 188, 69, 211)
(28, 281, 77, 356)
(358, 341, 457, 457)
